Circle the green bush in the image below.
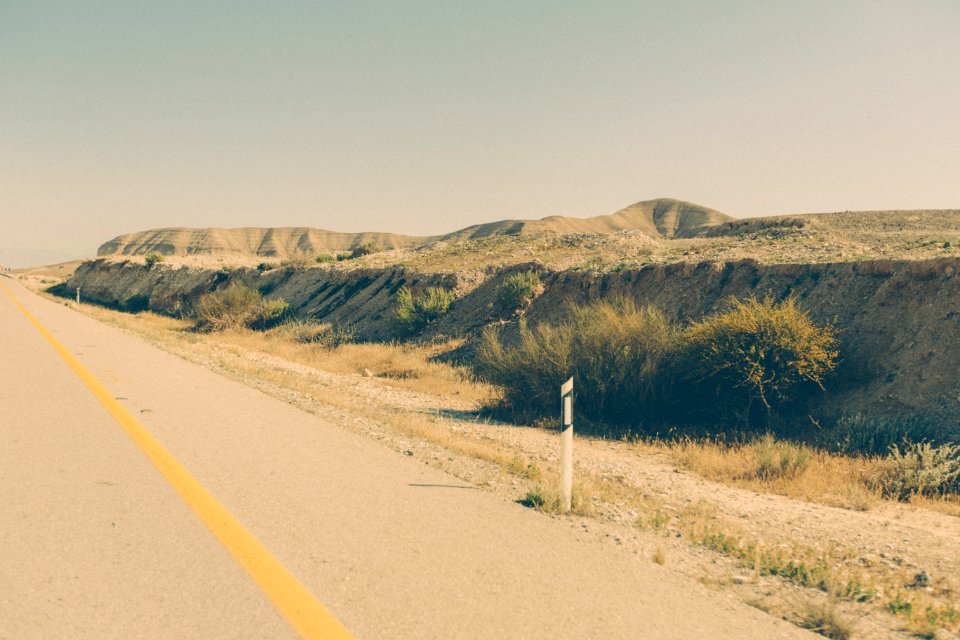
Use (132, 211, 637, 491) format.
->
(192, 285, 289, 332)
(394, 286, 455, 334)
(872, 442, 960, 500)
(335, 251, 353, 261)
(679, 297, 839, 427)
(315, 253, 335, 263)
(256, 261, 278, 271)
(496, 270, 541, 314)
(476, 298, 678, 424)
(144, 251, 165, 267)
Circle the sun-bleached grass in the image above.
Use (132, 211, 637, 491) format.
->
(660, 435, 884, 511)
(213, 329, 493, 405)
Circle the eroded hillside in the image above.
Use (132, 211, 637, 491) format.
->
(61, 252, 960, 437)
(96, 198, 729, 258)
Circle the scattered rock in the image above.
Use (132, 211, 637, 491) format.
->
(403, 449, 414, 456)
(362, 368, 374, 378)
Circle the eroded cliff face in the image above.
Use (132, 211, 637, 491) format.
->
(63, 257, 960, 434)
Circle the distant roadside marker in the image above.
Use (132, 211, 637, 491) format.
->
(560, 377, 574, 512)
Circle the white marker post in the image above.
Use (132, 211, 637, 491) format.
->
(560, 377, 574, 512)
(75, 287, 80, 308)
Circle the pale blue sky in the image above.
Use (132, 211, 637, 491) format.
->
(2, 1, 959, 266)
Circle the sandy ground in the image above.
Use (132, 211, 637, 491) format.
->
(0, 276, 815, 639)
(113, 326, 959, 639)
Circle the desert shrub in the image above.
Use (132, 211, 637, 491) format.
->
(871, 442, 960, 500)
(192, 285, 289, 332)
(679, 297, 839, 428)
(256, 261, 278, 271)
(255, 298, 290, 329)
(335, 251, 353, 261)
(144, 251, 165, 267)
(475, 321, 570, 419)
(475, 299, 678, 423)
(349, 241, 384, 259)
(315, 253, 335, 263)
(394, 286, 455, 335)
(496, 270, 541, 314)
(827, 414, 939, 456)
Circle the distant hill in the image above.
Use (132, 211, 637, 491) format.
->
(441, 198, 731, 241)
(96, 198, 732, 258)
(96, 227, 429, 258)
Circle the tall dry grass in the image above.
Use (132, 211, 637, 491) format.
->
(476, 298, 676, 424)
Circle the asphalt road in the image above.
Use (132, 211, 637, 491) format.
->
(0, 277, 814, 639)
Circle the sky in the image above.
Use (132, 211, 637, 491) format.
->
(2, 1, 959, 267)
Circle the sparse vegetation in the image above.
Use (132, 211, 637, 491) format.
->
(315, 253, 335, 263)
(519, 483, 592, 515)
(679, 297, 839, 428)
(827, 413, 938, 456)
(495, 269, 541, 315)
(280, 255, 313, 269)
(394, 286, 456, 335)
(795, 600, 855, 639)
(144, 251, 165, 267)
(192, 285, 289, 332)
(476, 299, 677, 424)
(349, 241, 384, 259)
(270, 320, 355, 348)
(873, 441, 960, 500)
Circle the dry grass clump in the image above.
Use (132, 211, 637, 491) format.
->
(269, 320, 356, 348)
(519, 481, 593, 516)
(665, 434, 960, 512)
(192, 285, 288, 332)
(794, 600, 856, 639)
(476, 298, 676, 424)
(668, 436, 875, 510)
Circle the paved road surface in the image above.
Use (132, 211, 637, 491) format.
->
(0, 277, 814, 639)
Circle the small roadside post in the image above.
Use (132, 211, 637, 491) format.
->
(75, 287, 80, 308)
(560, 376, 574, 512)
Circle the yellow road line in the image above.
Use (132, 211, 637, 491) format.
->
(0, 282, 354, 640)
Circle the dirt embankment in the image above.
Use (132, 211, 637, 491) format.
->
(63, 257, 960, 434)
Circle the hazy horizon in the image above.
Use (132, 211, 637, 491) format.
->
(4, 1, 960, 267)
